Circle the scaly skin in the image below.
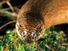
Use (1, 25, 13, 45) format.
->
(16, 0, 68, 42)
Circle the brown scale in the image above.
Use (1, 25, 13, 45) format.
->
(16, 0, 68, 42)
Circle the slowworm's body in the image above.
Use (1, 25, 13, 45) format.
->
(16, 0, 68, 42)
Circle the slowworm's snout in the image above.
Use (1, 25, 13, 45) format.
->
(16, 21, 45, 42)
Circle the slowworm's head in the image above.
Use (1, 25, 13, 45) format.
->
(16, 12, 45, 42)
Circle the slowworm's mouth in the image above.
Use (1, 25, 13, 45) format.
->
(16, 22, 45, 42)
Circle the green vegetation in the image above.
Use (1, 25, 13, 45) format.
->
(0, 29, 68, 51)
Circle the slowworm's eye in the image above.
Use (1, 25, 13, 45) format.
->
(31, 31, 36, 36)
(21, 31, 27, 36)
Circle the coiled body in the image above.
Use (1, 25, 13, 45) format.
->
(16, 0, 68, 42)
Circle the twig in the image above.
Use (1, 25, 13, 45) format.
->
(45, 45, 55, 51)
(6, 1, 14, 12)
(0, 9, 17, 17)
(45, 45, 51, 49)
(62, 43, 68, 46)
(0, 0, 15, 12)
(0, 20, 16, 30)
